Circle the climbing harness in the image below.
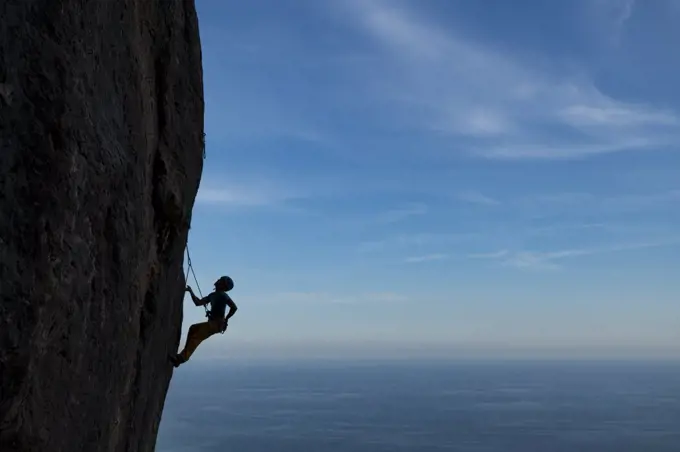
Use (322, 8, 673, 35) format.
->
(184, 244, 226, 334)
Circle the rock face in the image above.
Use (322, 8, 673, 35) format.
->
(0, 1, 204, 451)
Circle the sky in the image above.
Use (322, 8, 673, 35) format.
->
(180, 0, 680, 360)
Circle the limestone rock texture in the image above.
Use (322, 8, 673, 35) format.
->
(0, 1, 205, 451)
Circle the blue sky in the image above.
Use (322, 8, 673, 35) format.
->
(181, 0, 680, 360)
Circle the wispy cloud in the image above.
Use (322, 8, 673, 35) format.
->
(375, 203, 428, 223)
(248, 291, 408, 304)
(197, 187, 286, 207)
(468, 250, 509, 259)
(333, 203, 431, 232)
(559, 103, 677, 128)
(472, 238, 680, 271)
(358, 232, 478, 253)
(341, 0, 680, 160)
(617, 0, 636, 28)
(516, 189, 680, 215)
(356, 187, 678, 260)
(403, 253, 449, 263)
(587, 0, 637, 46)
(195, 176, 302, 208)
(526, 222, 613, 236)
(456, 191, 500, 206)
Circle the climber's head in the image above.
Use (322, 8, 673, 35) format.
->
(215, 275, 234, 292)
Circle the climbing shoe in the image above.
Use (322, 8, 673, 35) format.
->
(168, 354, 185, 368)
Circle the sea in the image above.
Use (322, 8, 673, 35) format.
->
(156, 359, 680, 452)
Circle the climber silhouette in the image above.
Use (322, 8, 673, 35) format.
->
(169, 276, 238, 367)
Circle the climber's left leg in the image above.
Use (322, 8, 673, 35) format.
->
(170, 321, 220, 367)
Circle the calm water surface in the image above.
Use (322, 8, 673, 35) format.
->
(157, 360, 680, 452)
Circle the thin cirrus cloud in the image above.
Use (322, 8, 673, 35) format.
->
(197, 187, 276, 207)
(456, 191, 500, 206)
(471, 238, 680, 271)
(195, 177, 434, 230)
(403, 253, 449, 264)
(339, 0, 680, 160)
(515, 189, 680, 215)
(356, 187, 679, 267)
(439, 188, 680, 217)
(358, 232, 479, 254)
(195, 174, 304, 208)
(587, 0, 636, 46)
(241, 291, 409, 305)
(194, 173, 349, 209)
(468, 250, 509, 260)
(374, 203, 428, 223)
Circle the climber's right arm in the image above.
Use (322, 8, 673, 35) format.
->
(185, 286, 209, 306)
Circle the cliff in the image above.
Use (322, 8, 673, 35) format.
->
(0, 1, 205, 451)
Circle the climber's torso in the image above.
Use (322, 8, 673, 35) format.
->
(207, 291, 231, 320)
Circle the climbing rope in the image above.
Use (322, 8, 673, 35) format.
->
(185, 245, 209, 318)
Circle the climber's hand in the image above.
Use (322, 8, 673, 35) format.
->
(185, 285, 192, 293)
(221, 320, 228, 333)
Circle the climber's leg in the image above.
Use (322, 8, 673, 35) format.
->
(175, 321, 220, 364)
(179, 322, 211, 361)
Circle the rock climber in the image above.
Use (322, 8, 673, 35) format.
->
(169, 275, 238, 367)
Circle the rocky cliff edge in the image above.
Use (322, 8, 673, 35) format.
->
(0, 1, 205, 451)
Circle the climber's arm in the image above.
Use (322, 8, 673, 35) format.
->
(185, 286, 209, 306)
(224, 298, 238, 322)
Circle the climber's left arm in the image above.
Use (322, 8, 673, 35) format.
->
(224, 297, 238, 323)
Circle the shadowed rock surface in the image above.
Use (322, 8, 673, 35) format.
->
(0, 1, 204, 451)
